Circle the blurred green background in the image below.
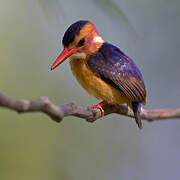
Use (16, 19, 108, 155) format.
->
(0, 0, 180, 179)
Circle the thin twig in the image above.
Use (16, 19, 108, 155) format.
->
(0, 93, 180, 124)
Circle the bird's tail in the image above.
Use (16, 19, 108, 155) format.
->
(131, 102, 142, 129)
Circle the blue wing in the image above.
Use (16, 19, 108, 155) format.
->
(87, 42, 146, 103)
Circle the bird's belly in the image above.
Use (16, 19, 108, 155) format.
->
(69, 58, 130, 104)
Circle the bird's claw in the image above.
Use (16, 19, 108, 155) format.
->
(92, 104, 105, 117)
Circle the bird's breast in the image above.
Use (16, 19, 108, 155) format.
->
(69, 57, 130, 105)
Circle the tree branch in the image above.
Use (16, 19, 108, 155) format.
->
(0, 93, 180, 124)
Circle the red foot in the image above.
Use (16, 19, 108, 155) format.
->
(114, 104, 119, 109)
(92, 100, 107, 117)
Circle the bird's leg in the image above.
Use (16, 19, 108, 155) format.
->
(114, 104, 119, 109)
(92, 100, 107, 117)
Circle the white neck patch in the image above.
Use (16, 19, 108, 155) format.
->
(93, 36, 104, 43)
(71, 52, 86, 59)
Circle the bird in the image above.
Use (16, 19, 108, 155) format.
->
(51, 20, 146, 129)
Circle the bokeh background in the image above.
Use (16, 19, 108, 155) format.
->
(0, 0, 180, 179)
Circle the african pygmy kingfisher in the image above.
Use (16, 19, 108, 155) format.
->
(51, 20, 146, 129)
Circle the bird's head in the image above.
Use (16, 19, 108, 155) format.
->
(51, 20, 104, 70)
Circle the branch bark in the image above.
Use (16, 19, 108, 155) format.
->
(0, 93, 180, 124)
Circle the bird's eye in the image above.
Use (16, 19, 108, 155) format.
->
(77, 38, 85, 47)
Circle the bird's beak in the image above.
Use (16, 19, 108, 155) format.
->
(51, 47, 79, 70)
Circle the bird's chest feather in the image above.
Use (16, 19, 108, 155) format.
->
(69, 58, 129, 104)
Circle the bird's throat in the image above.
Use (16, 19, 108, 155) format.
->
(71, 52, 87, 59)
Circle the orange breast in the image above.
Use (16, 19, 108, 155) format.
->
(69, 57, 131, 105)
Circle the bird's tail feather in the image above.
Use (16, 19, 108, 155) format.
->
(131, 102, 142, 129)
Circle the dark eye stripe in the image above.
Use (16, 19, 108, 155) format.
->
(77, 38, 85, 47)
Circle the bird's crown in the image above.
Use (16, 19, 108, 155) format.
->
(62, 20, 88, 47)
(62, 20, 104, 51)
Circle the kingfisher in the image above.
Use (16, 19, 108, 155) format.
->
(51, 20, 146, 129)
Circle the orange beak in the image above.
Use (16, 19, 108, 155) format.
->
(51, 47, 79, 70)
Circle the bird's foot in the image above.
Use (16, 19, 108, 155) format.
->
(92, 100, 107, 117)
(114, 104, 119, 109)
(92, 105, 104, 116)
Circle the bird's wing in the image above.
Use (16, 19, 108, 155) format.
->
(87, 42, 146, 104)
